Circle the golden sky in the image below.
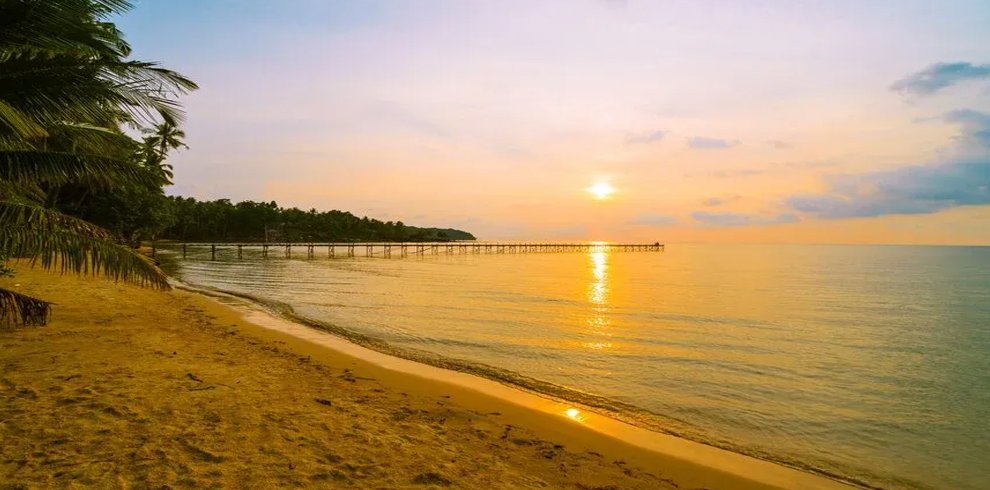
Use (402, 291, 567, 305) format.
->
(120, 1, 990, 244)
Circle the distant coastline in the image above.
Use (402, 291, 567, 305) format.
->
(152, 196, 476, 243)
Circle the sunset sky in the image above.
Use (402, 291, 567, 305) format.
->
(118, 1, 990, 244)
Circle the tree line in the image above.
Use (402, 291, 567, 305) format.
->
(162, 197, 475, 242)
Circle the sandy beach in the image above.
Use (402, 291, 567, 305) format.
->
(1, 268, 849, 489)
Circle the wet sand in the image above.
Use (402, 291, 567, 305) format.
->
(1, 268, 851, 489)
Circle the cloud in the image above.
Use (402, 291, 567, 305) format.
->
(545, 224, 589, 238)
(362, 100, 452, 139)
(691, 211, 798, 227)
(787, 160, 990, 219)
(710, 168, 765, 178)
(629, 213, 677, 226)
(700, 161, 836, 179)
(768, 140, 792, 149)
(625, 130, 667, 145)
(944, 109, 990, 148)
(600, 0, 628, 9)
(891, 62, 990, 96)
(688, 136, 739, 150)
(785, 110, 990, 219)
(702, 195, 740, 206)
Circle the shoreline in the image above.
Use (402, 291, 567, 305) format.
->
(177, 279, 854, 490)
(2, 268, 851, 488)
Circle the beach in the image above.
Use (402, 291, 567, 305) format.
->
(3, 1, 987, 488)
(1, 267, 848, 489)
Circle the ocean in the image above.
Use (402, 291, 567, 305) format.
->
(162, 243, 990, 490)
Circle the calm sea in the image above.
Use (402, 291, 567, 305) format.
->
(163, 244, 990, 490)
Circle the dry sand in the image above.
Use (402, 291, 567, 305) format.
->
(1, 268, 850, 489)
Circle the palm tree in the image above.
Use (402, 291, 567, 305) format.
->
(0, 0, 198, 325)
(141, 120, 188, 185)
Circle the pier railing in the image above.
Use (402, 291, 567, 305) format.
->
(162, 242, 664, 260)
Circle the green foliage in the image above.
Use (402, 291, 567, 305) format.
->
(163, 197, 477, 242)
(0, 0, 197, 130)
(54, 178, 177, 245)
(0, 253, 13, 278)
(52, 120, 188, 244)
(0, 0, 197, 324)
(140, 120, 187, 185)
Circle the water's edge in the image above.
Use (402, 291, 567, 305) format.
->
(170, 276, 873, 490)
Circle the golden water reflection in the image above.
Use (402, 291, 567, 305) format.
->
(585, 248, 612, 351)
(564, 407, 584, 422)
(589, 250, 608, 305)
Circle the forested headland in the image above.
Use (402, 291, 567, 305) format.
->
(63, 194, 476, 243)
(160, 197, 476, 242)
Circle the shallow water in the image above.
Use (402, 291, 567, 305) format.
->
(164, 243, 990, 490)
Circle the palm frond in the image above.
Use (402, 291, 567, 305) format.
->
(0, 100, 48, 138)
(0, 57, 195, 129)
(0, 287, 50, 326)
(46, 122, 139, 156)
(0, 0, 197, 130)
(0, 201, 169, 289)
(0, 150, 153, 189)
(0, 0, 134, 63)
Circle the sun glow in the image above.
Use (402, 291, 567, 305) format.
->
(586, 181, 615, 200)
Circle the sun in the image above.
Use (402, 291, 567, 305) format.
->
(586, 181, 615, 200)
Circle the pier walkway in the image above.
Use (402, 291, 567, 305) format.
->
(165, 242, 664, 260)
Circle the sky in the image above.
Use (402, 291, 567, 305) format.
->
(117, 0, 990, 243)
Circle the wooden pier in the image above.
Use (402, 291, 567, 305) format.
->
(167, 242, 664, 260)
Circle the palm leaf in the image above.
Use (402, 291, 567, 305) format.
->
(0, 1, 134, 63)
(0, 1, 197, 130)
(0, 100, 48, 138)
(0, 287, 50, 326)
(0, 201, 169, 289)
(0, 150, 153, 189)
(0, 57, 196, 130)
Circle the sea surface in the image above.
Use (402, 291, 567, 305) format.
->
(163, 243, 990, 490)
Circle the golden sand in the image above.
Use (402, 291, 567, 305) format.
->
(1, 268, 849, 489)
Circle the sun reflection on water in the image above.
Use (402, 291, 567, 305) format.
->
(588, 250, 608, 305)
(585, 248, 613, 351)
(564, 408, 583, 421)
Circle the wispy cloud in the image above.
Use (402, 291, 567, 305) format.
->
(944, 109, 990, 148)
(785, 110, 990, 219)
(702, 195, 740, 206)
(629, 213, 677, 226)
(688, 136, 739, 150)
(363, 100, 452, 139)
(691, 211, 797, 227)
(891, 62, 990, 96)
(545, 224, 589, 238)
(600, 0, 628, 9)
(625, 130, 667, 145)
(767, 140, 792, 149)
(710, 168, 765, 178)
(702, 161, 836, 179)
